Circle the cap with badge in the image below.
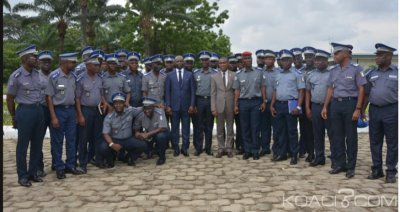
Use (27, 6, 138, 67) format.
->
(263, 49, 276, 58)
(302, 46, 316, 55)
(210, 52, 220, 61)
(163, 54, 175, 62)
(127, 52, 141, 61)
(290, 48, 303, 56)
(374, 43, 397, 54)
(16, 44, 38, 58)
(198, 51, 211, 60)
(142, 97, 158, 106)
(112, 92, 126, 102)
(331, 42, 353, 54)
(256, 49, 265, 58)
(183, 53, 195, 61)
(357, 117, 369, 128)
(38, 50, 53, 60)
(235, 53, 243, 60)
(85, 51, 100, 64)
(279, 49, 294, 59)
(228, 55, 238, 62)
(275, 51, 281, 60)
(98, 50, 105, 60)
(59, 52, 79, 62)
(151, 54, 163, 63)
(116, 49, 128, 57)
(80, 46, 94, 56)
(143, 57, 152, 65)
(315, 49, 331, 58)
(106, 53, 119, 64)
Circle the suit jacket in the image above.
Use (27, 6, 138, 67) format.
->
(165, 68, 196, 111)
(211, 70, 235, 114)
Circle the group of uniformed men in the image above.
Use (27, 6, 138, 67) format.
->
(6, 42, 398, 187)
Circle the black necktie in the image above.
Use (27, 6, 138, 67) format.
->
(223, 72, 226, 88)
(178, 70, 182, 86)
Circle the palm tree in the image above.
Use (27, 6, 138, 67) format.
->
(18, 24, 58, 50)
(128, 0, 199, 56)
(3, 0, 11, 12)
(13, 0, 79, 51)
(80, 0, 88, 45)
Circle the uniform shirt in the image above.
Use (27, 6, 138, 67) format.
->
(142, 71, 166, 103)
(160, 68, 175, 75)
(126, 70, 143, 106)
(45, 68, 76, 106)
(73, 62, 86, 77)
(39, 70, 50, 106)
(193, 68, 218, 96)
(306, 68, 330, 104)
(365, 64, 398, 106)
(102, 72, 131, 103)
(133, 108, 168, 132)
(329, 63, 367, 98)
(263, 67, 280, 102)
(274, 69, 305, 101)
(102, 106, 142, 139)
(7, 66, 47, 104)
(233, 68, 264, 99)
(76, 71, 103, 107)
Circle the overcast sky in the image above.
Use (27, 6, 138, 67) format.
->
(8, 0, 398, 54)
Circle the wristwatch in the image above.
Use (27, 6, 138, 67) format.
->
(296, 106, 302, 110)
(109, 142, 114, 147)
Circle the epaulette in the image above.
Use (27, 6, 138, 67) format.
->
(97, 72, 104, 78)
(117, 72, 126, 78)
(363, 68, 375, 78)
(51, 70, 60, 80)
(144, 72, 151, 76)
(236, 69, 242, 74)
(193, 69, 200, 73)
(13, 70, 22, 78)
(351, 63, 359, 67)
(76, 73, 84, 82)
(160, 71, 167, 76)
(327, 64, 338, 70)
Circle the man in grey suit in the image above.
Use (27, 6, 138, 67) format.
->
(211, 57, 236, 158)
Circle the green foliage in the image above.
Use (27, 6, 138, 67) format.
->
(3, 42, 21, 83)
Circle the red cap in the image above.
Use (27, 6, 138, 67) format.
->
(242, 51, 252, 56)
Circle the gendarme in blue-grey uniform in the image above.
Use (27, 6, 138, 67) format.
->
(321, 42, 367, 179)
(73, 46, 94, 77)
(6, 45, 46, 187)
(126, 52, 144, 107)
(142, 54, 167, 105)
(46, 52, 84, 179)
(233, 51, 266, 160)
(365, 43, 398, 183)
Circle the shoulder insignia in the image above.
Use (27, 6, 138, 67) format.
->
(117, 72, 126, 78)
(144, 72, 151, 76)
(351, 63, 359, 67)
(193, 69, 200, 73)
(51, 71, 60, 80)
(14, 70, 21, 78)
(160, 71, 167, 76)
(327, 65, 337, 70)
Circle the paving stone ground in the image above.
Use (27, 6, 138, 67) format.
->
(3, 134, 398, 211)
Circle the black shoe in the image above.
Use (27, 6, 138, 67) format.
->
(242, 153, 250, 160)
(253, 153, 260, 160)
(367, 169, 384, 180)
(56, 170, 66, 179)
(18, 178, 32, 187)
(305, 154, 315, 163)
(194, 151, 202, 156)
(205, 150, 213, 156)
(156, 159, 166, 166)
(329, 167, 347, 174)
(65, 168, 84, 175)
(37, 170, 47, 178)
(51, 166, 56, 171)
(299, 153, 305, 158)
(127, 157, 136, 166)
(181, 149, 189, 157)
(173, 150, 180, 157)
(346, 169, 355, 178)
(385, 175, 396, 183)
(290, 157, 298, 165)
(272, 154, 277, 160)
(309, 160, 325, 167)
(147, 152, 153, 159)
(236, 149, 244, 155)
(77, 167, 87, 174)
(273, 155, 287, 161)
(259, 149, 271, 156)
(89, 158, 96, 165)
(96, 162, 107, 169)
(28, 175, 43, 182)
(106, 162, 115, 169)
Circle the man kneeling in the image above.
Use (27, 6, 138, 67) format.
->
(134, 97, 170, 165)
(98, 92, 147, 167)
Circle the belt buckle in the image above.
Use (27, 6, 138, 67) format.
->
(204, 96, 208, 99)
(338, 98, 343, 102)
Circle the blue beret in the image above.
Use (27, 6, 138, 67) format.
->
(16, 45, 38, 57)
(256, 49, 265, 57)
(59, 52, 79, 61)
(331, 42, 353, 53)
(127, 52, 141, 61)
(112, 92, 126, 102)
(183, 53, 195, 61)
(38, 50, 53, 60)
(210, 52, 220, 61)
(142, 97, 158, 106)
(290, 48, 303, 56)
(80, 46, 94, 56)
(263, 49, 276, 58)
(315, 49, 331, 58)
(198, 51, 211, 59)
(357, 117, 368, 128)
(375, 43, 397, 54)
(280, 49, 294, 59)
(302, 46, 316, 55)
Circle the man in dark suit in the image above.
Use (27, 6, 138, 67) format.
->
(165, 55, 196, 157)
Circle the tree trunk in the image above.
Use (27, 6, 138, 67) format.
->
(80, 0, 88, 46)
(57, 20, 68, 52)
(87, 21, 96, 45)
(140, 14, 152, 56)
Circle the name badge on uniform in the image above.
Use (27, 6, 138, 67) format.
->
(345, 76, 353, 79)
(105, 89, 109, 94)
(26, 90, 30, 95)
(240, 80, 245, 83)
(127, 80, 131, 83)
(370, 75, 379, 80)
(389, 75, 397, 79)
(86, 92, 90, 97)
(197, 76, 201, 81)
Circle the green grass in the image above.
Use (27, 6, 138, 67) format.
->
(3, 83, 7, 94)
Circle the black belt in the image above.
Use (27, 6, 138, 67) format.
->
(333, 97, 357, 102)
(55, 105, 74, 109)
(82, 105, 98, 109)
(19, 103, 41, 107)
(312, 102, 324, 105)
(239, 97, 261, 100)
(370, 103, 397, 108)
(196, 95, 210, 99)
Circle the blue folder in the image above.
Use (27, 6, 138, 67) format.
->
(288, 99, 302, 114)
